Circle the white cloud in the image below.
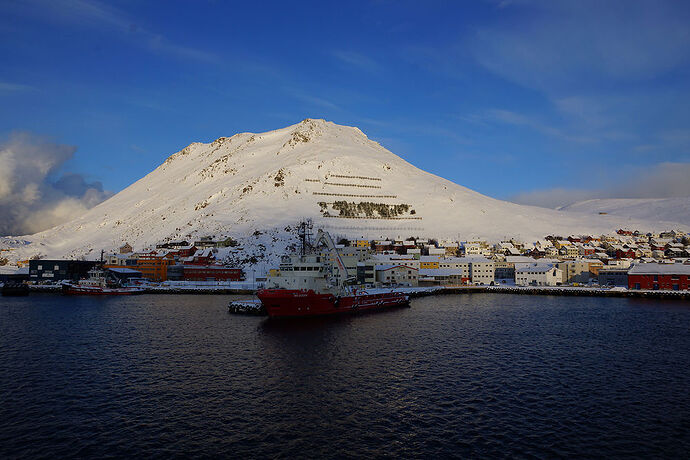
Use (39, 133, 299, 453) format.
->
(0, 132, 112, 236)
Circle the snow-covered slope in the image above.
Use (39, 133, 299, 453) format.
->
(559, 198, 690, 227)
(1, 119, 688, 262)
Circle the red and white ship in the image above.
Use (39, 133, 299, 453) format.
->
(62, 268, 144, 295)
(257, 226, 409, 318)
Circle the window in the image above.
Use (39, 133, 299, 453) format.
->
(38, 265, 42, 270)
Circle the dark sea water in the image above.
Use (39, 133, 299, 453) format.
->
(1, 293, 689, 458)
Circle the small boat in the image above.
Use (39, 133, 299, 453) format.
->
(62, 268, 144, 295)
(228, 299, 266, 315)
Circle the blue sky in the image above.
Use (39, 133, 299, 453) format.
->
(1, 0, 690, 211)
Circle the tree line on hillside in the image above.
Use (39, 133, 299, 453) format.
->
(318, 201, 414, 218)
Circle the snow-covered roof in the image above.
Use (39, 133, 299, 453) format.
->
(108, 267, 142, 275)
(516, 263, 556, 273)
(371, 254, 415, 261)
(419, 268, 467, 276)
(462, 256, 493, 263)
(439, 257, 469, 264)
(628, 263, 690, 275)
(506, 256, 539, 263)
(375, 264, 418, 272)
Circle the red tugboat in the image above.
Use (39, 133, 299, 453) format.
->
(62, 268, 144, 295)
(257, 226, 409, 318)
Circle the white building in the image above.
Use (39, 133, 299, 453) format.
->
(418, 268, 468, 285)
(466, 256, 495, 285)
(370, 253, 420, 270)
(375, 264, 419, 286)
(516, 263, 562, 286)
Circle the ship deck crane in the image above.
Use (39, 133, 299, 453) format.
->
(314, 229, 356, 295)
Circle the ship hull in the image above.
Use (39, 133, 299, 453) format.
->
(257, 289, 409, 318)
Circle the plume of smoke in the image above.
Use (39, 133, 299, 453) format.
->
(0, 132, 112, 236)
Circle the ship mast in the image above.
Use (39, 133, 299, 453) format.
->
(297, 219, 313, 259)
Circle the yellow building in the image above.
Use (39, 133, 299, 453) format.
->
(419, 256, 440, 269)
(354, 239, 370, 248)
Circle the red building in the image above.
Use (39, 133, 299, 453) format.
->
(615, 248, 636, 259)
(628, 263, 690, 290)
(178, 245, 197, 257)
(183, 248, 215, 265)
(182, 265, 243, 281)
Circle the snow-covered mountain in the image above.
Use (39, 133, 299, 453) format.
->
(559, 198, 690, 227)
(1, 119, 688, 262)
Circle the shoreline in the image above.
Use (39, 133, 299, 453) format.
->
(24, 283, 690, 300)
(409, 285, 690, 300)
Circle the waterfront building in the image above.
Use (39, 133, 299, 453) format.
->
(628, 263, 690, 290)
(515, 263, 562, 286)
(557, 260, 592, 284)
(179, 265, 243, 281)
(370, 254, 420, 270)
(29, 259, 98, 282)
(356, 262, 376, 285)
(466, 256, 495, 285)
(493, 261, 515, 280)
(375, 264, 418, 286)
(136, 252, 175, 281)
(418, 268, 469, 286)
(598, 268, 629, 287)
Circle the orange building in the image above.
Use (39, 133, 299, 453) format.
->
(136, 252, 174, 281)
